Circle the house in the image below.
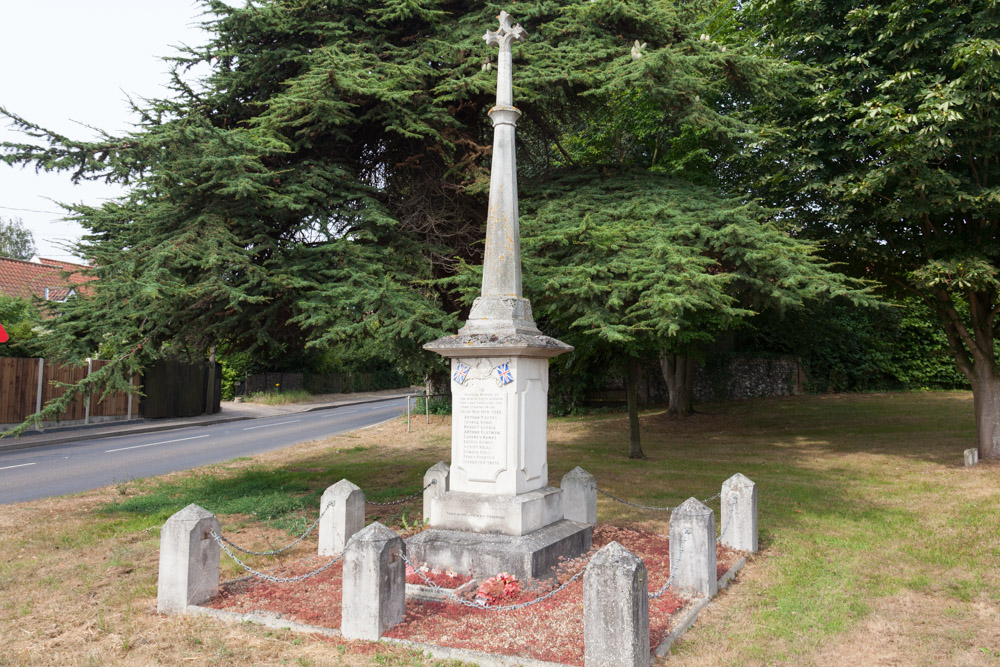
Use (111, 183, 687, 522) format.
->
(0, 257, 93, 302)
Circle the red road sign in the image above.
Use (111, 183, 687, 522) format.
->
(0, 324, 8, 344)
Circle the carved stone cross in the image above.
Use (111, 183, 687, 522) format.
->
(484, 11, 526, 108)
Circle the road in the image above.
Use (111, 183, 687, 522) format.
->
(0, 397, 410, 504)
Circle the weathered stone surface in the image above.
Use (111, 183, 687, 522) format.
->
(964, 448, 979, 468)
(157, 504, 221, 614)
(461, 295, 541, 336)
(406, 519, 591, 581)
(720, 473, 758, 553)
(341, 522, 406, 640)
(423, 462, 450, 523)
(318, 479, 365, 556)
(430, 487, 563, 536)
(442, 355, 552, 496)
(669, 497, 717, 598)
(423, 332, 572, 358)
(584, 541, 650, 667)
(561, 467, 597, 525)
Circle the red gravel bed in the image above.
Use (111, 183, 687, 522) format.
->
(405, 567, 473, 588)
(207, 525, 744, 666)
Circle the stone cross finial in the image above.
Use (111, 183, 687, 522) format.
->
(484, 11, 526, 108)
(484, 11, 526, 52)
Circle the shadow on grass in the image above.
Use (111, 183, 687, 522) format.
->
(99, 449, 440, 526)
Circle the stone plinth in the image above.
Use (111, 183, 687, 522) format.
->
(670, 498, 717, 598)
(584, 541, 650, 667)
(964, 448, 979, 467)
(422, 462, 450, 523)
(720, 473, 758, 552)
(561, 466, 597, 525)
(406, 519, 591, 581)
(429, 486, 562, 536)
(319, 479, 365, 556)
(342, 523, 406, 640)
(157, 504, 221, 614)
(440, 352, 552, 496)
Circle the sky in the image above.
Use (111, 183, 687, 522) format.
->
(0, 1, 215, 263)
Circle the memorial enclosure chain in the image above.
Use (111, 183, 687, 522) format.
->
(215, 502, 335, 557)
(400, 550, 589, 612)
(213, 531, 344, 583)
(365, 479, 437, 507)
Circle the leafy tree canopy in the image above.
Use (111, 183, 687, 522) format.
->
(746, 0, 1000, 457)
(0, 217, 36, 260)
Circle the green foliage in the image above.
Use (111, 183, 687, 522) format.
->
(746, 0, 1000, 403)
(245, 389, 313, 405)
(745, 297, 967, 392)
(413, 394, 451, 415)
(0, 217, 35, 260)
(0, 0, 793, 385)
(218, 348, 252, 400)
(517, 169, 873, 384)
(0, 294, 42, 358)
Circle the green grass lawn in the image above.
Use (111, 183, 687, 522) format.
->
(2, 391, 998, 665)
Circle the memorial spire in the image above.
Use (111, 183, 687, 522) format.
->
(458, 11, 539, 334)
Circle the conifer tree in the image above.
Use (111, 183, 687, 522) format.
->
(1, 0, 868, 443)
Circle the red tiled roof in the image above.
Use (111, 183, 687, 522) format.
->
(0, 257, 94, 301)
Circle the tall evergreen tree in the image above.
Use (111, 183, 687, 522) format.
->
(746, 0, 1000, 458)
(1, 0, 867, 441)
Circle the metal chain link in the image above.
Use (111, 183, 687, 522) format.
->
(596, 487, 677, 511)
(213, 531, 343, 583)
(401, 551, 588, 612)
(217, 503, 334, 557)
(649, 527, 689, 599)
(596, 486, 722, 512)
(366, 480, 436, 507)
(716, 491, 738, 545)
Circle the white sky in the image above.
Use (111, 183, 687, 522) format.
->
(0, 1, 216, 262)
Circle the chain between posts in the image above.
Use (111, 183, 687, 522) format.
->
(401, 551, 587, 612)
(366, 479, 436, 507)
(649, 527, 688, 599)
(716, 491, 738, 545)
(213, 531, 343, 583)
(596, 487, 720, 512)
(216, 503, 334, 557)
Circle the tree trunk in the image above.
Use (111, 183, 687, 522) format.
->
(972, 369, 1000, 460)
(660, 352, 695, 415)
(931, 288, 999, 460)
(626, 357, 646, 459)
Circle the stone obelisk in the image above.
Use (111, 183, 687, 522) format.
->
(410, 11, 590, 580)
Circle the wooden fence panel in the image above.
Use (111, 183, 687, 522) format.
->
(143, 359, 220, 419)
(42, 361, 88, 421)
(89, 360, 134, 418)
(0, 357, 40, 423)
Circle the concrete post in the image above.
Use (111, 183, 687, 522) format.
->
(964, 448, 979, 467)
(670, 498, 717, 598)
(318, 479, 365, 556)
(584, 541, 650, 667)
(720, 473, 758, 553)
(561, 466, 597, 525)
(157, 504, 221, 614)
(341, 522, 406, 640)
(423, 462, 449, 523)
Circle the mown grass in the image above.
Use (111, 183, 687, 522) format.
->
(2, 391, 998, 665)
(244, 388, 315, 405)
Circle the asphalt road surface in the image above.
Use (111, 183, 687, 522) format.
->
(0, 397, 410, 504)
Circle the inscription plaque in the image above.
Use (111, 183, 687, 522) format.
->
(455, 390, 507, 482)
